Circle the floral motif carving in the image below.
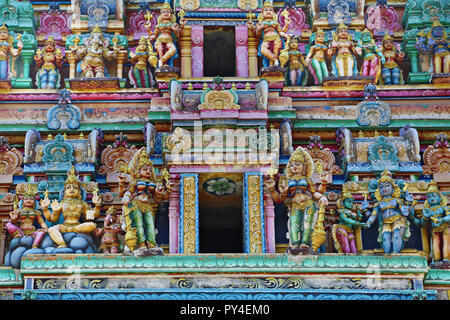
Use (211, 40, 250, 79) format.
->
(37, 7, 71, 39)
(0, 136, 23, 175)
(99, 134, 138, 175)
(423, 133, 450, 176)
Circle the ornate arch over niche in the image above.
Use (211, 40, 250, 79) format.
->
(423, 134, 450, 182)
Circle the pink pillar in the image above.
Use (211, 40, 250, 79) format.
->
(264, 191, 276, 253)
(169, 174, 180, 253)
(235, 25, 249, 77)
(191, 25, 204, 78)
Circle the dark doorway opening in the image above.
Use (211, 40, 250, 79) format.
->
(203, 26, 236, 77)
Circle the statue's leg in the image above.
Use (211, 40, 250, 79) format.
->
(31, 230, 46, 248)
(336, 230, 350, 253)
(94, 66, 105, 78)
(349, 233, 357, 253)
(272, 38, 282, 66)
(335, 56, 345, 77)
(434, 55, 442, 73)
(392, 227, 404, 253)
(131, 209, 146, 248)
(382, 231, 392, 253)
(74, 222, 96, 234)
(0, 60, 7, 79)
(362, 60, 369, 76)
(261, 41, 276, 65)
(289, 209, 301, 246)
(320, 61, 329, 78)
(142, 69, 150, 88)
(381, 68, 391, 85)
(156, 44, 164, 68)
(444, 55, 450, 73)
(346, 56, 354, 77)
(133, 67, 142, 88)
(39, 70, 48, 89)
(161, 43, 177, 67)
(289, 70, 297, 86)
(48, 70, 58, 89)
(111, 245, 120, 254)
(432, 231, 442, 261)
(370, 57, 379, 78)
(48, 225, 67, 248)
(84, 68, 94, 78)
(301, 205, 315, 247)
(443, 228, 450, 260)
(143, 211, 156, 248)
(311, 59, 322, 84)
(5, 222, 23, 238)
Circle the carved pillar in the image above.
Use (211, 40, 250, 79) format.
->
(116, 50, 127, 79)
(180, 25, 192, 78)
(263, 191, 275, 253)
(247, 27, 259, 77)
(235, 25, 249, 78)
(409, 51, 419, 73)
(21, 51, 33, 80)
(66, 52, 76, 79)
(191, 25, 203, 78)
(169, 173, 180, 253)
(243, 173, 266, 253)
(179, 174, 199, 254)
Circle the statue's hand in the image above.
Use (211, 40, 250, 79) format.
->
(92, 195, 101, 206)
(9, 211, 19, 221)
(50, 199, 61, 212)
(155, 185, 166, 196)
(381, 57, 386, 64)
(319, 196, 328, 206)
(361, 198, 370, 210)
(122, 195, 130, 206)
(40, 197, 50, 209)
(359, 222, 369, 229)
(246, 21, 255, 30)
(404, 191, 413, 203)
(264, 178, 276, 192)
(434, 217, 443, 227)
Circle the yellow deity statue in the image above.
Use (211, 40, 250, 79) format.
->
(0, 24, 22, 79)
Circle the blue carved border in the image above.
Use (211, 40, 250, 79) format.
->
(243, 172, 266, 253)
(179, 174, 199, 254)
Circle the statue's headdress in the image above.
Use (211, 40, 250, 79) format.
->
(65, 166, 81, 189)
(106, 206, 117, 216)
(423, 181, 447, 208)
(0, 24, 8, 32)
(92, 25, 103, 34)
(382, 33, 393, 43)
(374, 169, 401, 200)
(285, 146, 314, 179)
(337, 22, 349, 31)
(258, 0, 277, 23)
(337, 184, 353, 209)
(129, 147, 156, 181)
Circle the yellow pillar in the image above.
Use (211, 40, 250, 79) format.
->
(180, 25, 192, 78)
(248, 28, 259, 77)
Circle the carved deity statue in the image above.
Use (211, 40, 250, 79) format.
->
(34, 36, 65, 89)
(118, 147, 172, 255)
(327, 23, 362, 77)
(427, 21, 449, 74)
(265, 147, 328, 254)
(380, 33, 404, 85)
(0, 24, 22, 79)
(363, 170, 414, 254)
(247, 0, 291, 67)
(128, 36, 158, 88)
(414, 181, 450, 262)
(358, 28, 385, 83)
(70, 25, 118, 78)
(280, 36, 308, 86)
(94, 206, 124, 254)
(331, 187, 369, 253)
(40, 166, 101, 248)
(146, 3, 184, 69)
(415, 30, 432, 73)
(6, 186, 48, 249)
(305, 29, 329, 85)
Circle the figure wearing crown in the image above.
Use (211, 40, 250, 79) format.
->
(70, 25, 118, 78)
(247, 0, 291, 68)
(0, 24, 23, 80)
(128, 36, 158, 88)
(146, 2, 184, 70)
(118, 147, 172, 255)
(414, 181, 450, 262)
(327, 23, 362, 77)
(280, 35, 308, 86)
(358, 28, 385, 83)
(6, 185, 48, 249)
(426, 21, 449, 74)
(265, 147, 328, 254)
(363, 170, 415, 254)
(305, 29, 329, 85)
(34, 36, 65, 89)
(40, 166, 101, 248)
(380, 33, 405, 85)
(94, 206, 124, 254)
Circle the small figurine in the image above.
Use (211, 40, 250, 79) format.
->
(363, 170, 415, 254)
(146, 3, 184, 69)
(118, 147, 172, 255)
(305, 29, 329, 85)
(265, 146, 328, 254)
(247, 0, 291, 67)
(327, 23, 362, 77)
(331, 187, 369, 254)
(358, 28, 385, 83)
(70, 25, 118, 78)
(0, 24, 22, 79)
(6, 187, 48, 249)
(40, 166, 101, 248)
(280, 35, 308, 86)
(414, 181, 450, 262)
(94, 206, 124, 254)
(128, 36, 158, 88)
(380, 34, 405, 85)
(426, 21, 449, 74)
(34, 36, 65, 89)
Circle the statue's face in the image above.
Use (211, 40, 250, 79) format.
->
(90, 32, 103, 46)
(139, 164, 152, 179)
(65, 183, 80, 199)
(0, 28, 8, 41)
(427, 192, 441, 206)
(262, 6, 274, 19)
(338, 28, 348, 40)
(383, 39, 394, 50)
(289, 160, 304, 176)
(362, 32, 372, 43)
(343, 197, 354, 209)
(45, 41, 55, 52)
(161, 8, 172, 20)
(379, 181, 393, 197)
(316, 33, 325, 43)
(432, 26, 444, 38)
(289, 39, 299, 50)
(138, 41, 147, 51)
(23, 196, 35, 208)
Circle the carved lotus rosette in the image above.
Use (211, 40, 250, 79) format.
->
(99, 145, 138, 175)
(0, 147, 23, 175)
(422, 145, 450, 175)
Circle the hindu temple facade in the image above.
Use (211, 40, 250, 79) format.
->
(0, 0, 448, 301)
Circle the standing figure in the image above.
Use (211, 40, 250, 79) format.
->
(415, 31, 433, 73)
(364, 170, 414, 254)
(71, 25, 118, 78)
(128, 36, 158, 88)
(280, 36, 308, 86)
(34, 36, 65, 89)
(305, 29, 329, 85)
(414, 181, 450, 262)
(146, 3, 184, 69)
(40, 166, 101, 248)
(265, 147, 328, 253)
(6, 188, 48, 249)
(247, 0, 291, 67)
(427, 21, 449, 74)
(327, 23, 362, 77)
(331, 188, 369, 253)
(358, 29, 385, 83)
(0, 24, 22, 79)
(118, 147, 172, 254)
(94, 206, 124, 254)
(380, 33, 404, 85)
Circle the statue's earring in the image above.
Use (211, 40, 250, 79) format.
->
(136, 173, 140, 179)
(78, 194, 82, 200)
